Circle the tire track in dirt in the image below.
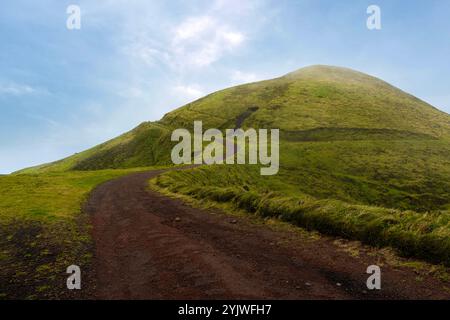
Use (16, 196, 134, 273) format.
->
(84, 168, 449, 299)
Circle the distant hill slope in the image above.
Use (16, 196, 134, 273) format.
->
(17, 122, 173, 173)
(17, 65, 450, 174)
(16, 65, 450, 212)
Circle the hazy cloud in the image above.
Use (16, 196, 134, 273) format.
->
(123, 14, 245, 70)
(0, 82, 39, 96)
(230, 70, 261, 85)
(170, 15, 245, 68)
(173, 84, 205, 100)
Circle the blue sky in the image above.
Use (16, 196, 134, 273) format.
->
(1, 0, 450, 173)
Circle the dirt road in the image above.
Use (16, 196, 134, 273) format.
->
(84, 169, 449, 299)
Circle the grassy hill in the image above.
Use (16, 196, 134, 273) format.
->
(13, 65, 450, 265)
(17, 65, 450, 210)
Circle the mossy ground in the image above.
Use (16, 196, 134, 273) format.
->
(0, 168, 160, 299)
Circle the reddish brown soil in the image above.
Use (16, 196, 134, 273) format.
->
(84, 169, 450, 300)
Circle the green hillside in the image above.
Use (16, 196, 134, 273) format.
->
(161, 65, 450, 138)
(17, 65, 450, 210)
(16, 122, 173, 173)
(11, 65, 450, 265)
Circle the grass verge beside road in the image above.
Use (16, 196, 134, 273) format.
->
(0, 168, 159, 299)
(152, 165, 450, 267)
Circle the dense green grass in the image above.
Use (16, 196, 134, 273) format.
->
(153, 138, 450, 212)
(0, 168, 157, 299)
(153, 164, 450, 266)
(280, 140, 450, 212)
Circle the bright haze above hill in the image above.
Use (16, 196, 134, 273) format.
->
(1, 0, 450, 173)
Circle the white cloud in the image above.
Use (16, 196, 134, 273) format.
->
(0, 82, 37, 96)
(173, 85, 205, 100)
(212, 0, 266, 16)
(230, 70, 260, 85)
(123, 14, 246, 70)
(174, 16, 215, 41)
(123, 38, 172, 67)
(171, 15, 245, 68)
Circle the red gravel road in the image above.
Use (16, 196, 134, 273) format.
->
(84, 168, 450, 299)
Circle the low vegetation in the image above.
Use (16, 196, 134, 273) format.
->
(0, 168, 156, 299)
(153, 164, 450, 266)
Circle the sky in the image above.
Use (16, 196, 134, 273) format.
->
(1, 0, 450, 174)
